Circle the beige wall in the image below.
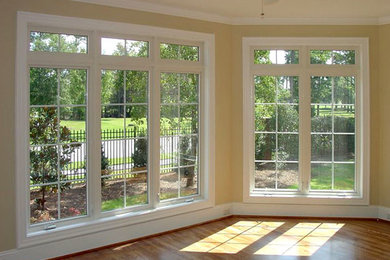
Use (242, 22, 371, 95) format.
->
(0, 0, 389, 253)
(378, 24, 390, 207)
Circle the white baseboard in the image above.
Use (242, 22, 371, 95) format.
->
(231, 202, 379, 219)
(1, 203, 389, 260)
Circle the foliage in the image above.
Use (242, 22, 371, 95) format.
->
(30, 107, 81, 210)
(131, 131, 147, 168)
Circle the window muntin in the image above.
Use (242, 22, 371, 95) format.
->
(310, 76, 356, 191)
(160, 43, 199, 61)
(160, 73, 200, 200)
(310, 50, 355, 65)
(29, 67, 87, 225)
(254, 76, 299, 190)
(100, 70, 149, 211)
(30, 31, 88, 53)
(101, 37, 149, 57)
(254, 50, 299, 65)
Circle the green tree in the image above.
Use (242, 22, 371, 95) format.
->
(30, 107, 81, 210)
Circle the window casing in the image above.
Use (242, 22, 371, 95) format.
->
(16, 12, 215, 244)
(243, 38, 369, 205)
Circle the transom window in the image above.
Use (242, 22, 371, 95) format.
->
(243, 38, 369, 204)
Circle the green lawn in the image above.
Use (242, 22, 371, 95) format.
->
(315, 106, 355, 118)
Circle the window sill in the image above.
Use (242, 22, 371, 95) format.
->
(21, 199, 213, 248)
(244, 192, 368, 206)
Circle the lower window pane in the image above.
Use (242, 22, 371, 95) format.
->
(334, 135, 355, 161)
(311, 134, 332, 161)
(180, 167, 198, 197)
(126, 172, 148, 206)
(30, 184, 58, 224)
(277, 163, 298, 190)
(60, 181, 87, 219)
(101, 175, 124, 211)
(160, 168, 179, 200)
(254, 162, 276, 189)
(255, 133, 276, 161)
(310, 163, 332, 190)
(334, 164, 355, 190)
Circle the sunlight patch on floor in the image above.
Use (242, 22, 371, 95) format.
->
(180, 221, 284, 254)
(254, 222, 344, 256)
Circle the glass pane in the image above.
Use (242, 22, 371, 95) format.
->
(126, 172, 148, 207)
(310, 163, 332, 190)
(160, 131, 178, 169)
(160, 168, 179, 200)
(60, 143, 85, 181)
(180, 105, 198, 134)
(334, 135, 355, 161)
(59, 69, 87, 105)
(334, 164, 355, 190)
(101, 38, 125, 56)
(161, 105, 179, 130)
(30, 107, 58, 145)
(160, 43, 199, 61)
(30, 184, 58, 224)
(255, 133, 276, 161)
(125, 40, 149, 57)
(277, 163, 298, 190)
(30, 32, 59, 52)
(59, 34, 87, 53)
(311, 134, 332, 161)
(311, 76, 332, 104)
(180, 74, 199, 103)
(60, 181, 87, 219)
(255, 105, 276, 132)
(310, 50, 355, 65)
(30, 67, 58, 106)
(126, 138, 147, 171)
(126, 105, 147, 136)
(101, 70, 124, 104)
(311, 105, 332, 133)
(334, 77, 355, 105)
(180, 167, 198, 197)
(161, 73, 179, 104)
(101, 106, 125, 140)
(278, 134, 299, 161)
(126, 71, 148, 104)
(254, 162, 276, 189)
(30, 145, 58, 184)
(334, 107, 355, 133)
(179, 136, 198, 166)
(60, 107, 86, 143)
(30, 32, 87, 53)
(277, 76, 299, 103)
(101, 140, 125, 175)
(278, 105, 299, 132)
(333, 50, 355, 65)
(254, 76, 276, 103)
(101, 175, 124, 211)
(254, 50, 299, 64)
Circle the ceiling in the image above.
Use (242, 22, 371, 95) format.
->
(74, 0, 390, 25)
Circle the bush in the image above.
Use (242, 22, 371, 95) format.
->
(131, 131, 147, 168)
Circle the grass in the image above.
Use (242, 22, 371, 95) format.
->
(315, 106, 355, 118)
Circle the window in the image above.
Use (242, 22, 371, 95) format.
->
(243, 38, 369, 204)
(16, 13, 214, 243)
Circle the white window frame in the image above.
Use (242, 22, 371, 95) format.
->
(15, 12, 215, 247)
(243, 37, 370, 205)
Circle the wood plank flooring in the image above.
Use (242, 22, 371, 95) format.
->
(62, 217, 390, 259)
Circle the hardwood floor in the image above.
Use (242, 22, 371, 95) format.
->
(62, 217, 390, 259)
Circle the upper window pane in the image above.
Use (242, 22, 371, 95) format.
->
(310, 50, 355, 65)
(30, 31, 87, 53)
(101, 37, 149, 57)
(254, 50, 299, 65)
(160, 43, 199, 61)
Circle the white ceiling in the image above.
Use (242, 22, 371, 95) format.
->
(74, 0, 390, 25)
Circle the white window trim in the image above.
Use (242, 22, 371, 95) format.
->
(15, 11, 215, 248)
(242, 37, 370, 205)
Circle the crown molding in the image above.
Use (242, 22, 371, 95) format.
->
(73, 0, 390, 26)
